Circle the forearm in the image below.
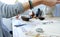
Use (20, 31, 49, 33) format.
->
(23, 0, 57, 11)
(23, 0, 43, 11)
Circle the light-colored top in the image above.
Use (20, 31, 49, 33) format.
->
(0, 1, 24, 37)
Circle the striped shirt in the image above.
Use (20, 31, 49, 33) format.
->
(0, 1, 24, 37)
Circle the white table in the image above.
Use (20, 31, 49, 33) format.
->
(12, 18, 60, 37)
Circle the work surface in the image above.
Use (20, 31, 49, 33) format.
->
(12, 17, 60, 37)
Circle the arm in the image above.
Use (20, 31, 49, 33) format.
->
(23, 0, 60, 11)
(23, 0, 57, 11)
(0, 2, 24, 18)
(0, 0, 58, 18)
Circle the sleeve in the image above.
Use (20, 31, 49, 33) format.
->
(0, 2, 24, 18)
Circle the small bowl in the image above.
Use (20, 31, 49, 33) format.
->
(21, 16, 30, 21)
(39, 17, 45, 20)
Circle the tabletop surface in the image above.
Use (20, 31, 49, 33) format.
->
(12, 17, 60, 37)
